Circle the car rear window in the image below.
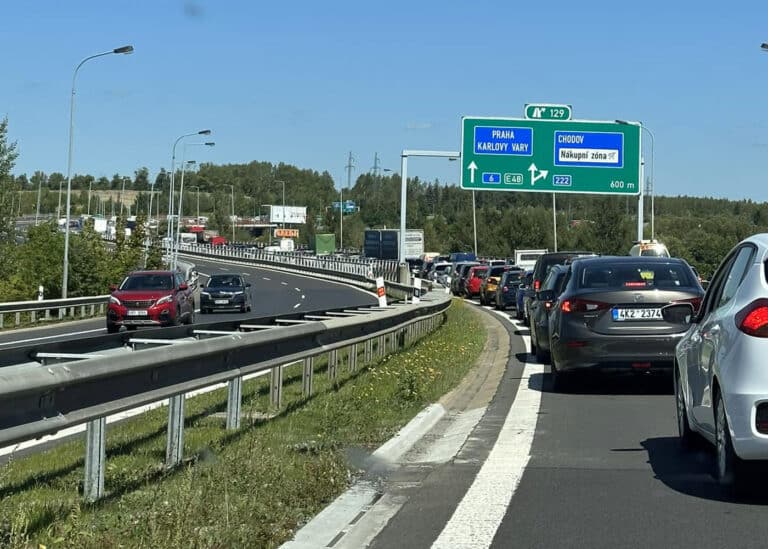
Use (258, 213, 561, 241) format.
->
(489, 266, 507, 277)
(578, 263, 696, 290)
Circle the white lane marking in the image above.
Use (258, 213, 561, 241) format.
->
(281, 282, 288, 286)
(293, 303, 301, 309)
(263, 277, 271, 281)
(219, 267, 229, 271)
(431, 328, 542, 549)
(198, 272, 210, 279)
(0, 328, 105, 347)
(301, 295, 306, 300)
(295, 287, 301, 292)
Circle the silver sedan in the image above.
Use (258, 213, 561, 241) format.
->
(670, 233, 768, 491)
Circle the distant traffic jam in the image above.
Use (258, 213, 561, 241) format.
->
(416, 237, 768, 493)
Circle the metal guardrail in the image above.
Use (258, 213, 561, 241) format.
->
(180, 244, 401, 282)
(0, 291, 450, 502)
(0, 295, 109, 329)
(0, 246, 405, 330)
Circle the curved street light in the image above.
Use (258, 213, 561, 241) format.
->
(616, 119, 654, 241)
(172, 142, 214, 270)
(167, 129, 211, 256)
(62, 45, 133, 298)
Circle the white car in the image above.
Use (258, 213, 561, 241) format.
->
(668, 233, 768, 491)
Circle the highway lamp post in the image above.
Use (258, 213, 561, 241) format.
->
(34, 177, 42, 226)
(616, 120, 656, 240)
(188, 186, 201, 222)
(274, 179, 286, 230)
(172, 142, 214, 269)
(339, 184, 343, 251)
(399, 150, 460, 274)
(87, 179, 93, 216)
(171, 160, 196, 270)
(168, 130, 211, 256)
(62, 45, 133, 299)
(226, 184, 235, 242)
(120, 176, 129, 218)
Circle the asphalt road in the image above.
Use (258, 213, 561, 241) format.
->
(366, 303, 768, 549)
(0, 257, 377, 347)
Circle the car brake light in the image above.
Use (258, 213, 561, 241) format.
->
(502, 286, 508, 293)
(534, 279, 541, 291)
(678, 296, 702, 314)
(736, 299, 768, 337)
(560, 298, 610, 314)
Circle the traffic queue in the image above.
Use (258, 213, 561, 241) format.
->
(430, 237, 768, 493)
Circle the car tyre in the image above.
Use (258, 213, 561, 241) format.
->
(674, 363, 696, 449)
(186, 309, 195, 325)
(715, 391, 746, 493)
(515, 307, 524, 321)
(106, 323, 119, 334)
(550, 353, 570, 392)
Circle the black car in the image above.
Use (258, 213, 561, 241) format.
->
(548, 256, 704, 388)
(200, 274, 252, 313)
(523, 251, 597, 325)
(450, 262, 479, 296)
(516, 271, 534, 321)
(495, 269, 525, 311)
(529, 264, 569, 363)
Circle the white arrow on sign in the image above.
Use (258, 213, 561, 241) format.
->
(467, 161, 478, 183)
(528, 163, 549, 186)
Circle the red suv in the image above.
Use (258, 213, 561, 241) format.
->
(464, 265, 489, 298)
(107, 270, 195, 333)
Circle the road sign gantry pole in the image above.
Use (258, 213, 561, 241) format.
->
(398, 150, 460, 270)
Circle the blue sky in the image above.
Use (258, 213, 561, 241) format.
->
(3, 1, 768, 201)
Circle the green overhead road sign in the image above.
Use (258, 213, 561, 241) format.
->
(525, 103, 572, 120)
(460, 116, 641, 195)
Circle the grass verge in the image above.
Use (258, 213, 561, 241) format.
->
(0, 300, 486, 548)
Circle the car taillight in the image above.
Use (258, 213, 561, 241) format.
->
(736, 299, 768, 337)
(534, 279, 541, 291)
(678, 296, 702, 314)
(502, 286, 508, 293)
(561, 298, 610, 314)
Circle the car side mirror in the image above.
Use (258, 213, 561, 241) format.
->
(537, 289, 556, 302)
(109, 283, 117, 292)
(661, 303, 694, 325)
(178, 283, 189, 291)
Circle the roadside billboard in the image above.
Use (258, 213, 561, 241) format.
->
(269, 206, 307, 224)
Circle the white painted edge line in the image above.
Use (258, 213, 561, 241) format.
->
(372, 403, 447, 463)
(430, 364, 543, 549)
(0, 328, 105, 347)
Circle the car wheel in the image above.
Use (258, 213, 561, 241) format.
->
(550, 352, 570, 392)
(173, 307, 182, 326)
(674, 364, 696, 449)
(516, 307, 524, 321)
(715, 391, 745, 491)
(187, 309, 195, 325)
(535, 338, 550, 364)
(106, 323, 119, 334)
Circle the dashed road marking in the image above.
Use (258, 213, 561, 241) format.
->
(281, 282, 288, 286)
(263, 277, 271, 281)
(293, 303, 301, 309)
(295, 287, 301, 292)
(301, 295, 306, 300)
